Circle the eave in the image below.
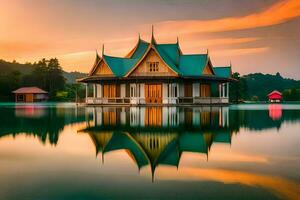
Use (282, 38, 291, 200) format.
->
(77, 75, 234, 83)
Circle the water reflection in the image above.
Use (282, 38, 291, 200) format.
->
(1, 104, 300, 146)
(77, 106, 300, 181)
(1, 104, 300, 199)
(269, 104, 282, 121)
(0, 105, 86, 145)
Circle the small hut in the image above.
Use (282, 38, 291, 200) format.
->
(12, 87, 48, 103)
(267, 90, 282, 103)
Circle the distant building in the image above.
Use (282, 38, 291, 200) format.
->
(12, 87, 48, 103)
(78, 28, 233, 105)
(268, 90, 282, 103)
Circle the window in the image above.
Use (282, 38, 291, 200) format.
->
(147, 62, 159, 72)
(17, 94, 24, 101)
(130, 84, 137, 97)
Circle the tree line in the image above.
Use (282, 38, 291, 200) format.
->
(229, 72, 300, 102)
(0, 58, 85, 102)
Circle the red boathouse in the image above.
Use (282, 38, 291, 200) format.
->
(12, 87, 48, 103)
(267, 90, 282, 103)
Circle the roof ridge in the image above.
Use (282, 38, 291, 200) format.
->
(104, 54, 138, 60)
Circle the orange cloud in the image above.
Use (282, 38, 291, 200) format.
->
(154, 0, 300, 34)
(213, 47, 270, 57)
(157, 167, 300, 200)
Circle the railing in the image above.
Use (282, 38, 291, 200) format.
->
(86, 97, 131, 104)
(86, 97, 229, 104)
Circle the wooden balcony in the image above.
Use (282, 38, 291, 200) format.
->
(86, 97, 229, 105)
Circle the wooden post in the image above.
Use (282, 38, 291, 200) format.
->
(227, 82, 229, 98)
(85, 83, 88, 103)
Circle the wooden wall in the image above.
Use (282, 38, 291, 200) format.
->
(130, 49, 177, 77)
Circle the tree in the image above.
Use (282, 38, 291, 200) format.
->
(229, 72, 248, 103)
(47, 58, 65, 98)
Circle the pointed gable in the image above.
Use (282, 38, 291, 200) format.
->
(202, 58, 215, 75)
(128, 48, 178, 77)
(92, 59, 114, 76)
(88, 52, 101, 75)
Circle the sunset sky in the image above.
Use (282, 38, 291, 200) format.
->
(1, 0, 300, 78)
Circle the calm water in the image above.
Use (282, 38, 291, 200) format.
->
(0, 103, 300, 200)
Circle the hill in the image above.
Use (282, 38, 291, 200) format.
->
(0, 59, 87, 83)
(0, 59, 34, 75)
(243, 73, 300, 100)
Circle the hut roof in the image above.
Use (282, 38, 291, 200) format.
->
(268, 90, 282, 97)
(12, 87, 48, 94)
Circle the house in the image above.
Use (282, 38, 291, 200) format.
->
(267, 90, 282, 103)
(78, 28, 234, 105)
(12, 87, 48, 103)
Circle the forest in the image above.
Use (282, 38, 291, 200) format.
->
(0, 58, 299, 102)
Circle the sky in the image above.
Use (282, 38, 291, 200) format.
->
(0, 0, 300, 79)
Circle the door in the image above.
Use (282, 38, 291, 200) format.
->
(145, 84, 162, 104)
(103, 84, 120, 98)
(200, 84, 211, 97)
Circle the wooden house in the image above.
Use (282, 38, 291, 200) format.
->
(78, 28, 234, 105)
(12, 87, 48, 103)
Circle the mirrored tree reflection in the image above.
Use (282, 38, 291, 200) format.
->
(0, 105, 86, 145)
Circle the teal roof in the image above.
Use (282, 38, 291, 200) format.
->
(155, 43, 180, 65)
(104, 55, 139, 77)
(179, 54, 208, 76)
(88, 35, 232, 78)
(130, 40, 149, 59)
(154, 43, 181, 74)
(214, 67, 231, 78)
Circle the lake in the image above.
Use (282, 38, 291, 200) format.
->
(0, 103, 300, 200)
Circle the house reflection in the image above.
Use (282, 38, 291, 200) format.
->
(268, 104, 282, 121)
(89, 106, 229, 128)
(80, 107, 232, 181)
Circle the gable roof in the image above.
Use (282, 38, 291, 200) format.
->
(12, 87, 48, 94)
(179, 54, 208, 76)
(154, 43, 181, 74)
(85, 33, 232, 79)
(103, 55, 139, 77)
(130, 39, 149, 59)
(213, 66, 232, 78)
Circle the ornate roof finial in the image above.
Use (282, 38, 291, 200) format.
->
(102, 44, 105, 57)
(95, 49, 100, 59)
(176, 36, 179, 44)
(207, 48, 209, 55)
(230, 60, 232, 67)
(151, 25, 156, 44)
(138, 33, 141, 40)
